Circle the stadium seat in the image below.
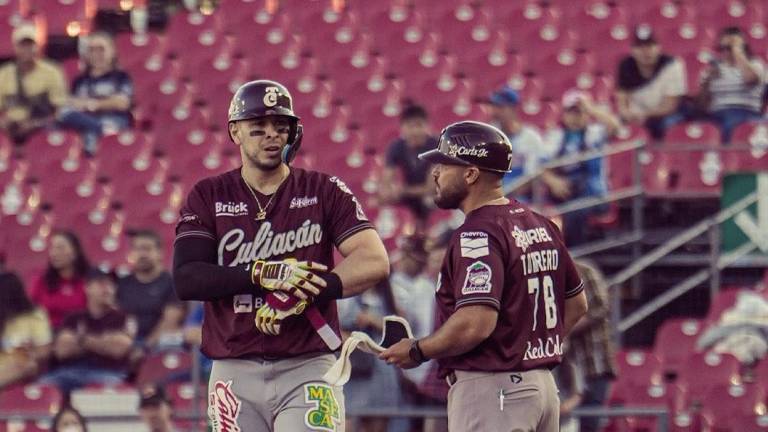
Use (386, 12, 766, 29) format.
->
(653, 317, 704, 380)
(659, 23, 716, 57)
(136, 351, 193, 385)
(676, 352, 741, 403)
(0, 420, 51, 432)
(605, 380, 677, 432)
(615, 349, 663, 386)
(664, 122, 721, 147)
(0, 384, 62, 415)
(700, 383, 768, 431)
(30, 0, 90, 35)
(641, 149, 723, 196)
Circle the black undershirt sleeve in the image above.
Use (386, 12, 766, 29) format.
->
(172, 236, 259, 301)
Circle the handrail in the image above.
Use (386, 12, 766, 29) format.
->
(607, 191, 758, 288)
(618, 237, 758, 332)
(504, 139, 645, 196)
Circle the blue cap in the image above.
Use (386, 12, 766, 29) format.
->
(489, 86, 520, 106)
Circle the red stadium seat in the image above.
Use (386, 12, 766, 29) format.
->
(136, 351, 192, 386)
(605, 380, 677, 432)
(0, 420, 52, 432)
(700, 383, 768, 431)
(653, 317, 704, 380)
(30, 0, 91, 35)
(664, 122, 721, 147)
(0, 384, 62, 415)
(659, 23, 716, 57)
(641, 149, 723, 196)
(615, 349, 663, 386)
(676, 352, 741, 401)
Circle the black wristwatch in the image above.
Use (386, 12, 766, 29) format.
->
(408, 340, 428, 365)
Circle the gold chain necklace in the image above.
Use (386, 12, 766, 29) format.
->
(241, 174, 278, 221)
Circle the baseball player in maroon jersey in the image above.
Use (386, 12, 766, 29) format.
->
(172, 80, 389, 432)
(381, 121, 589, 432)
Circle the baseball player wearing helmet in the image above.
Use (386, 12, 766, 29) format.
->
(381, 121, 589, 432)
(172, 80, 389, 432)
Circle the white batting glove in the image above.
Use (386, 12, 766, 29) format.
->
(251, 258, 328, 301)
(254, 292, 308, 336)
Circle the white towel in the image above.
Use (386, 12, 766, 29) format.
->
(323, 316, 413, 386)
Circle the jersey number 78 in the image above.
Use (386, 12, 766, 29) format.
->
(527, 275, 558, 331)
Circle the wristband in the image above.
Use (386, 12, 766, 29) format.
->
(314, 271, 343, 303)
(409, 339, 428, 365)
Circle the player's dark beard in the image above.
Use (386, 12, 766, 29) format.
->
(434, 181, 468, 209)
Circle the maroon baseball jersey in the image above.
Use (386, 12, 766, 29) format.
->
(435, 200, 583, 376)
(175, 167, 374, 359)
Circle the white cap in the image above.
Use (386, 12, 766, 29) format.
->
(12, 24, 37, 44)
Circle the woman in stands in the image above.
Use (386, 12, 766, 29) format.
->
(0, 271, 52, 388)
(30, 231, 91, 329)
(51, 405, 88, 432)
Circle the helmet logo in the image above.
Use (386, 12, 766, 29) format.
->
(264, 87, 280, 107)
(447, 144, 489, 158)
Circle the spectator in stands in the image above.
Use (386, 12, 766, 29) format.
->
(0, 271, 52, 388)
(554, 357, 585, 432)
(0, 24, 68, 145)
(138, 382, 176, 432)
(390, 234, 433, 388)
(379, 104, 438, 224)
(68, 32, 133, 154)
(182, 302, 212, 379)
(487, 86, 554, 195)
(389, 234, 448, 432)
(567, 259, 617, 432)
(30, 231, 90, 329)
(51, 405, 88, 432)
(698, 26, 766, 143)
(43, 270, 135, 393)
(543, 90, 621, 245)
(338, 281, 407, 432)
(118, 229, 183, 350)
(616, 25, 688, 140)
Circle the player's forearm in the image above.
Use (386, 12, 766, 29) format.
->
(419, 305, 497, 359)
(173, 237, 258, 301)
(333, 231, 390, 297)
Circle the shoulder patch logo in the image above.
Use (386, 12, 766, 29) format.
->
(460, 233, 489, 258)
(304, 384, 341, 431)
(462, 261, 492, 295)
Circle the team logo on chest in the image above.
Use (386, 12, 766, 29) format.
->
(218, 220, 323, 266)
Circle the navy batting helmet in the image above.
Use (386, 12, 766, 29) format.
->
(228, 79, 303, 164)
(418, 121, 513, 173)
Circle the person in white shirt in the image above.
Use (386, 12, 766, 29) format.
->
(699, 26, 766, 143)
(615, 26, 688, 140)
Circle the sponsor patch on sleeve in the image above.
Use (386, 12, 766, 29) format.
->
(461, 261, 493, 295)
(460, 236, 489, 258)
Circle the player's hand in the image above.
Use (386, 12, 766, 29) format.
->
(252, 259, 328, 301)
(379, 338, 419, 369)
(254, 292, 308, 335)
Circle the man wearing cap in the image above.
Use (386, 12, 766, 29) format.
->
(487, 86, 556, 198)
(543, 90, 621, 246)
(139, 383, 177, 432)
(381, 120, 589, 432)
(0, 24, 69, 144)
(42, 270, 136, 393)
(616, 25, 688, 140)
